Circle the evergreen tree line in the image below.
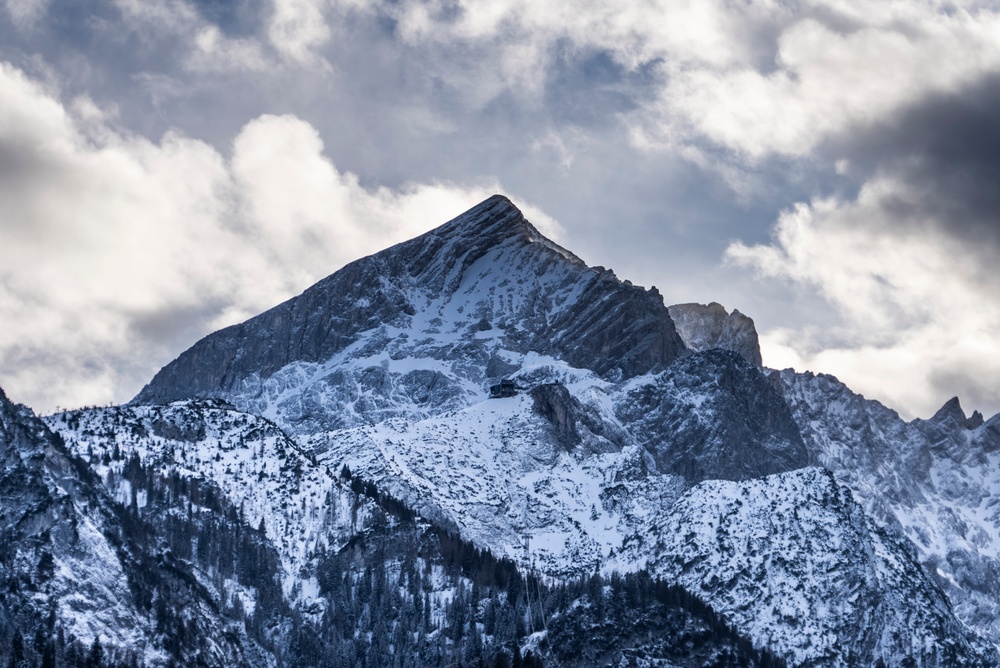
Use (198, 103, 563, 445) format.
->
(0, 625, 132, 668)
(290, 470, 782, 668)
(0, 449, 294, 668)
(115, 453, 293, 659)
(544, 570, 788, 667)
(292, 517, 544, 668)
(5, 451, 793, 667)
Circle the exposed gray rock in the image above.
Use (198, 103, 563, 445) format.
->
(546, 276, 684, 381)
(485, 353, 519, 380)
(667, 302, 762, 367)
(927, 396, 986, 430)
(616, 349, 808, 484)
(530, 383, 580, 450)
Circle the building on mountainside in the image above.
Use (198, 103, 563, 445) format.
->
(490, 379, 518, 398)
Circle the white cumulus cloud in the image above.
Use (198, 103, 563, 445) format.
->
(0, 62, 552, 413)
(727, 175, 1000, 419)
(648, 7, 1000, 160)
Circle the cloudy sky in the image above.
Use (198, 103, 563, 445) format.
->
(2, 0, 999, 420)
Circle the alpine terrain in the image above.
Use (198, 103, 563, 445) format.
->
(2, 195, 999, 667)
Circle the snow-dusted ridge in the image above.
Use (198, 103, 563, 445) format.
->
(624, 466, 992, 666)
(46, 401, 366, 597)
(25, 195, 1000, 665)
(0, 389, 272, 666)
(773, 368, 1000, 648)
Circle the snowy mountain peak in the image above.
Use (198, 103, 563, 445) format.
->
(423, 194, 548, 249)
(133, 195, 687, 416)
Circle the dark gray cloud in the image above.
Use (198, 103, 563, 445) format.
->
(542, 44, 662, 127)
(836, 73, 1000, 259)
(722, 66, 1000, 419)
(128, 298, 235, 356)
(929, 366, 1000, 422)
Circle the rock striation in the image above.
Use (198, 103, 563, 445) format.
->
(134, 195, 686, 409)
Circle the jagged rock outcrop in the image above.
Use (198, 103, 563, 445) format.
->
(667, 301, 763, 366)
(530, 383, 580, 450)
(925, 396, 987, 432)
(616, 349, 808, 483)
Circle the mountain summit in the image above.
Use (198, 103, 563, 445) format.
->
(127, 194, 816, 581)
(134, 195, 687, 418)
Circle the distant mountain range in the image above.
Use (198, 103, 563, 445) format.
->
(2, 195, 998, 666)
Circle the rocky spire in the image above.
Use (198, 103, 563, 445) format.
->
(930, 396, 985, 429)
(667, 302, 763, 366)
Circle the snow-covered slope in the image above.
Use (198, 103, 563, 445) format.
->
(290, 347, 812, 578)
(50, 382, 998, 665)
(44, 395, 789, 668)
(623, 467, 991, 666)
(0, 388, 269, 666)
(46, 400, 372, 601)
(774, 368, 1000, 647)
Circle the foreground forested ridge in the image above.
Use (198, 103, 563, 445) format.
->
(2, 394, 778, 666)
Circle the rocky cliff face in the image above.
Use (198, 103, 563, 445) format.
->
(668, 302, 763, 366)
(615, 349, 807, 484)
